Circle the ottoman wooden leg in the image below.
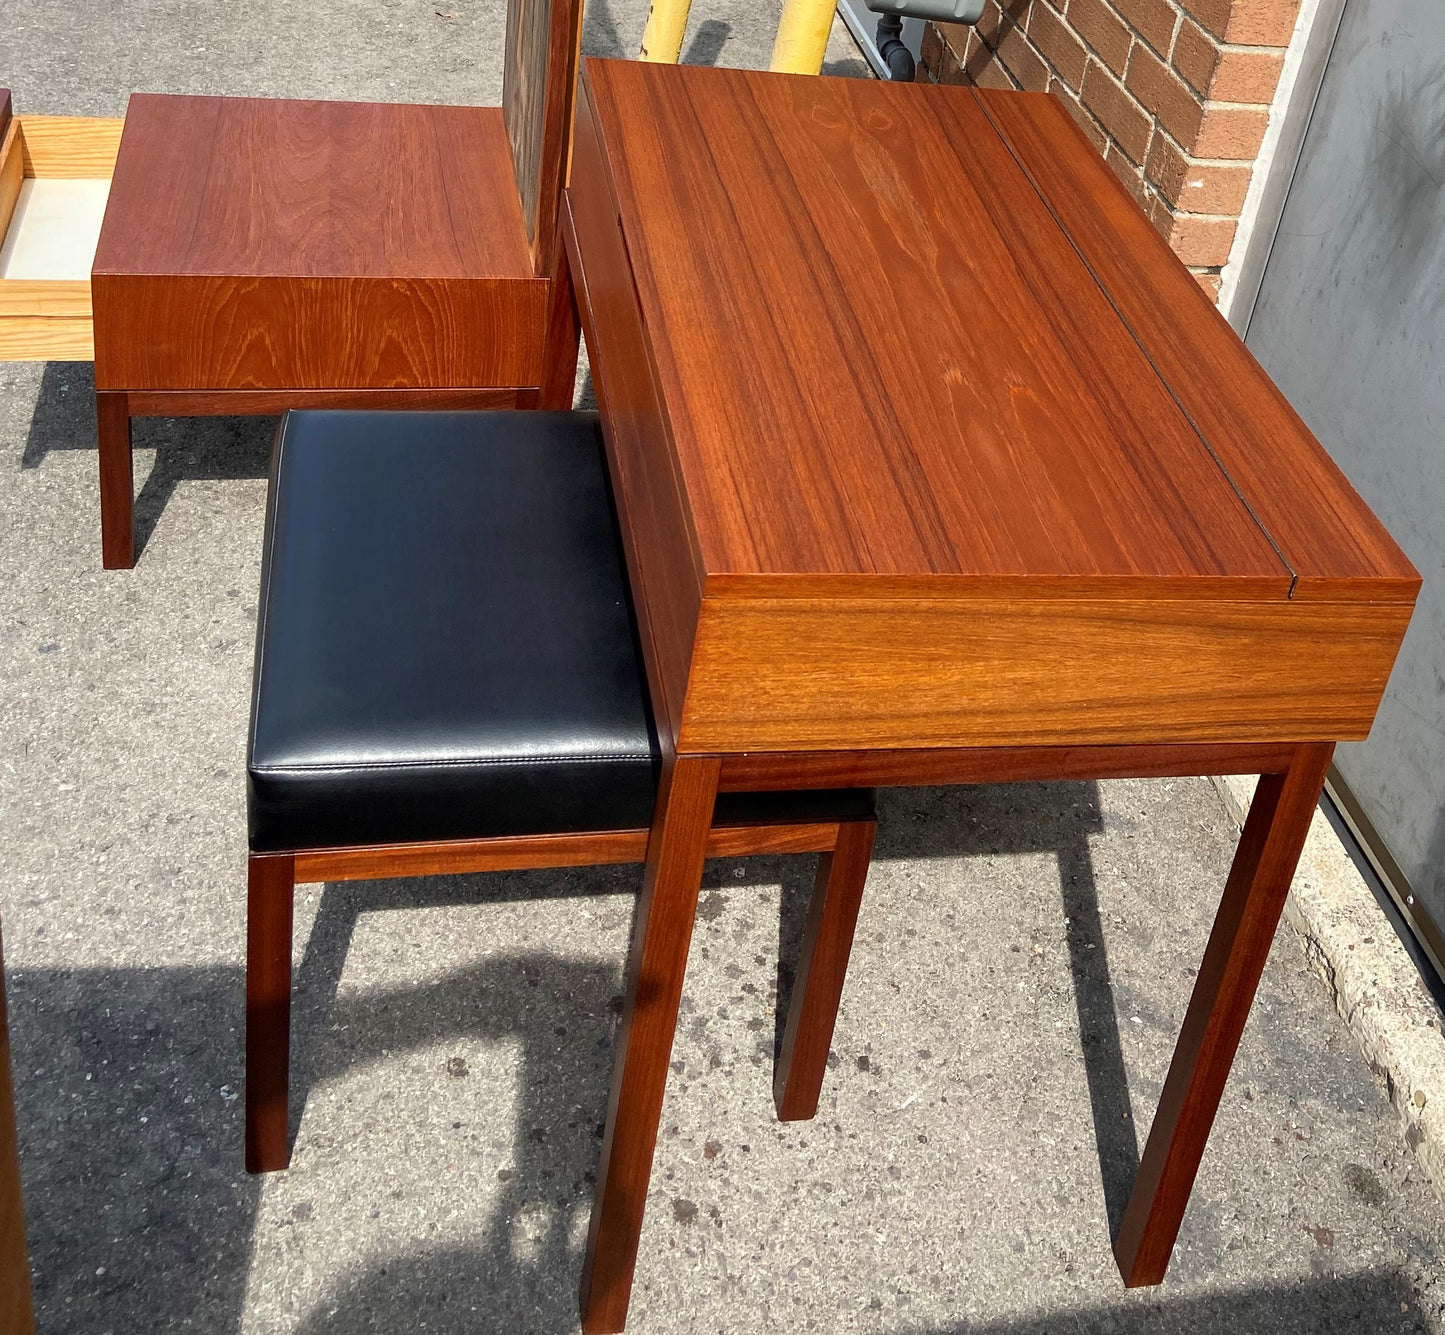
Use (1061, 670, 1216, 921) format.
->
(246, 853, 296, 1173)
(773, 817, 877, 1121)
(96, 392, 135, 570)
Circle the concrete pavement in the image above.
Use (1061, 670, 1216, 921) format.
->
(2, 2, 1443, 1331)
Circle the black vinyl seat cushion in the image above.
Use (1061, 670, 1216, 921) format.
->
(247, 411, 873, 853)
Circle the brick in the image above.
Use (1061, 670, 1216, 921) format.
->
(1081, 58, 1152, 161)
(976, 0, 1007, 47)
(1193, 269, 1224, 299)
(1193, 102, 1269, 158)
(1184, 0, 1301, 46)
(928, 24, 971, 84)
(1173, 19, 1285, 100)
(1068, 0, 1133, 75)
(1163, 211, 1238, 265)
(1112, 0, 1179, 53)
(1053, 84, 1110, 152)
(1105, 142, 1151, 209)
(1148, 193, 1176, 239)
(1028, 1, 1088, 89)
(998, 23, 1051, 91)
(973, 52, 1022, 88)
(1126, 41, 1205, 148)
(921, 21, 943, 79)
(921, 22, 944, 79)
(1145, 129, 1189, 193)
(1171, 19, 1220, 91)
(937, 19, 972, 62)
(1211, 47, 1286, 102)
(1147, 132, 1253, 212)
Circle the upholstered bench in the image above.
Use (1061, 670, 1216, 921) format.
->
(244, 409, 876, 1171)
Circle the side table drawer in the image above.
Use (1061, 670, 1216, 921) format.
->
(0, 91, 123, 361)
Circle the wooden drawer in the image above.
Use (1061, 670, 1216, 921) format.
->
(0, 90, 123, 361)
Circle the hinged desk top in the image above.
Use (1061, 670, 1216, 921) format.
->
(564, 60, 1419, 754)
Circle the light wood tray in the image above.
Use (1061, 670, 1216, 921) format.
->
(0, 113, 123, 361)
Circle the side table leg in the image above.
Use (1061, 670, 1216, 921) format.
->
(774, 816, 876, 1121)
(96, 392, 135, 570)
(1114, 741, 1334, 1285)
(0, 922, 36, 1335)
(580, 754, 720, 1335)
(538, 236, 582, 410)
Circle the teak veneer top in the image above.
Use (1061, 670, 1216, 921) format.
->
(580, 60, 1417, 606)
(93, 94, 534, 281)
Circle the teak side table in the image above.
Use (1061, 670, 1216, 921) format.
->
(0, 0, 585, 569)
(560, 60, 1421, 1332)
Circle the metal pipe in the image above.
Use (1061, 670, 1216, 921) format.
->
(771, 0, 835, 74)
(639, 0, 691, 62)
(874, 13, 916, 81)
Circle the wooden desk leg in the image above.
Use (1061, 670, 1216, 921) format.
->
(96, 392, 135, 570)
(0, 925, 36, 1335)
(246, 853, 296, 1174)
(539, 239, 582, 410)
(1114, 741, 1334, 1285)
(773, 817, 876, 1122)
(580, 754, 721, 1335)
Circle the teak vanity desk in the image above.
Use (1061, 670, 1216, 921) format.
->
(559, 60, 1420, 1332)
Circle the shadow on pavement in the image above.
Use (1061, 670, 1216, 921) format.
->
(288, 1264, 1432, 1334)
(864, 783, 1138, 1233)
(20, 360, 275, 561)
(6, 788, 1399, 1333)
(6, 964, 259, 1334)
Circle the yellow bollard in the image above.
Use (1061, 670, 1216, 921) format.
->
(639, 0, 693, 61)
(770, 0, 835, 74)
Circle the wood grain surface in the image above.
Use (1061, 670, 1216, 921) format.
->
(92, 272, 544, 389)
(14, 115, 123, 177)
(773, 818, 876, 1121)
(0, 116, 21, 245)
(718, 740, 1300, 792)
(502, 0, 585, 279)
(975, 90, 1419, 604)
(293, 819, 840, 883)
(91, 95, 547, 391)
(581, 756, 721, 1333)
(0, 112, 117, 364)
(1114, 741, 1335, 1282)
(678, 594, 1413, 752)
(564, 94, 704, 742)
(503, 0, 552, 251)
(583, 61, 1287, 588)
(0, 924, 36, 1335)
(569, 61, 1418, 758)
(123, 387, 528, 416)
(0, 316, 92, 361)
(0, 281, 91, 318)
(246, 855, 296, 1173)
(95, 96, 529, 279)
(95, 391, 133, 569)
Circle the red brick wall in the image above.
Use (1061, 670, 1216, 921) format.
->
(920, 0, 1300, 300)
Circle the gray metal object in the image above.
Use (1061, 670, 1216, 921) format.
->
(875, 11, 917, 80)
(1245, 0, 1445, 977)
(1229, 0, 1349, 337)
(837, 0, 925, 78)
(864, 0, 986, 24)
